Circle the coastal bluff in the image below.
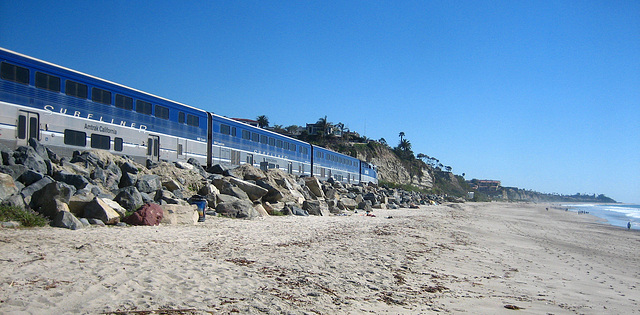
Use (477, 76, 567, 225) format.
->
(0, 139, 455, 229)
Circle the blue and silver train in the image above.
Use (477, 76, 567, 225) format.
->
(0, 48, 377, 184)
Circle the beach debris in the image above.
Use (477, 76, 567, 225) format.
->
(504, 304, 524, 310)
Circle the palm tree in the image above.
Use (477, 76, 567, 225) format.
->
(317, 116, 330, 138)
(256, 115, 269, 128)
(399, 132, 405, 142)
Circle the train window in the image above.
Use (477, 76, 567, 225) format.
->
(290, 144, 296, 152)
(231, 127, 237, 137)
(91, 133, 110, 150)
(251, 132, 259, 142)
(65, 80, 88, 99)
(186, 114, 199, 126)
(284, 142, 289, 150)
(92, 87, 112, 105)
(220, 124, 231, 135)
(269, 137, 275, 146)
(35, 72, 60, 92)
(155, 105, 169, 119)
(115, 94, 133, 110)
(114, 137, 123, 152)
(260, 135, 268, 144)
(64, 129, 86, 147)
(276, 140, 283, 148)
(178, 112, 185, 124)
(136, 100, 152, 115)
(1, 62, 29, 85)
(242, 130, 250, 140)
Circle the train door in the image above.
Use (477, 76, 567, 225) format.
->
(231, 150, 241, 166)
(17, 110, 39, 146)
(147, 135, 160, 161)
(177, 138, 187, 160)
(246, 153, 254, 166)
(287, 162, 293, 174)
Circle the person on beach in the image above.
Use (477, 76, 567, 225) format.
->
(628, 222, 632, 230)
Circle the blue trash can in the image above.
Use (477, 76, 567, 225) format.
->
(189, 195, 207, 222)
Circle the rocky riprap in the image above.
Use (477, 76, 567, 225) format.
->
(0, 140, 458, 229)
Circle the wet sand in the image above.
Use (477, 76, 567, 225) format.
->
(1, 202, 638, 314)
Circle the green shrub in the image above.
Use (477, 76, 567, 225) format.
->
(0, 205, 48, 227)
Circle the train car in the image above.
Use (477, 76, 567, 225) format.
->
(0, 47, 377, 184)
(311, 145, 361, 184)
(0, 47, 209, 165)
(210, 113, 312, 176)
(360, 160, 378, 184)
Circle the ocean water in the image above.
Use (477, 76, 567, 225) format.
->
(563, 204, 640, 230)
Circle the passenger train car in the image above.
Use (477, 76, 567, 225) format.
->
(0, 47, 377, 184)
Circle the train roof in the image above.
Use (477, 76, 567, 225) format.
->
(0, 47, 207, 115)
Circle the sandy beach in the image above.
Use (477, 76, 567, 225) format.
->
(1, 202, 638, 314)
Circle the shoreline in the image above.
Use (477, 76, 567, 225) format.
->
(1, 202, 638, 314)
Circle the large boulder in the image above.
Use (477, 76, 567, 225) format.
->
(31, 181, 74, 218)
(339, 197, 357, 210)
(303, 200, 329, 216)
(219, 182, 250, 201)
(114, 186, 144, 211)
(0, 173, 19, 202)
(51, 210, 84, 230)
(304, 177, 325, 199)
(230, 164, 266, 181)
(136, 174, 161, 193)
(13, 146, 48, 174)
(255, 179, 284, 203)
(216, 199, 258, 219)
(84, 197, 121, 224)
(68, 189, 96, 216)
(161, 204, 199, 225)
(124, 203, 163, 226)
(54, 171, 90, 190)
(228, 177, 268, 201)
(20, 176, 55, 206)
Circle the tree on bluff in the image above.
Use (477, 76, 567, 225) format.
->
(256, 115, 269, 128)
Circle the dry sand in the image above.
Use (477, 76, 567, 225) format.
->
(0, 202, 638, 314)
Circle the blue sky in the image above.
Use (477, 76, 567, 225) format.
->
(1, 0, 638, 203)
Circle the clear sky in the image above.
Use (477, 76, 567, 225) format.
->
(1, 0, 638, 203)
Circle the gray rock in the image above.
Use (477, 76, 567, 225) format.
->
(0, 173, 19, 202)
(84, 197, 121, 224)
(228, 177, 268, 201)
(70, 151, 103, 168)
(1, 221, 21, 228)
(339, 198, 357, 210)
(51, 210, 84, 230)
(216, 199, 258, 219)
(20, 176, 55, 206)
(256, 179, 284, 203)
(0, 165, 28, 180)
(162, 178, 182, 191)
(304, 177, 325, 199)
(120, 161, 139, 174)
(18, 169, 44, 186)
(136, 174, 161, 193)
(89, 218, 106, 226)
(31, 181, 74, 218)
(114, 186, 144, 211)
(68, 189, 96, 216)
(54, 171, 90, 190)
(303, 200, 329, 216)
(119, 172, 137, 188)
(13, 146, 48, 175)
(28, 138, 50, 162)
(2, 194, 25, 208)
(79, 218, 91, 227)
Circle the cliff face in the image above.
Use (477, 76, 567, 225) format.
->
(349, 143, 433, 190)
